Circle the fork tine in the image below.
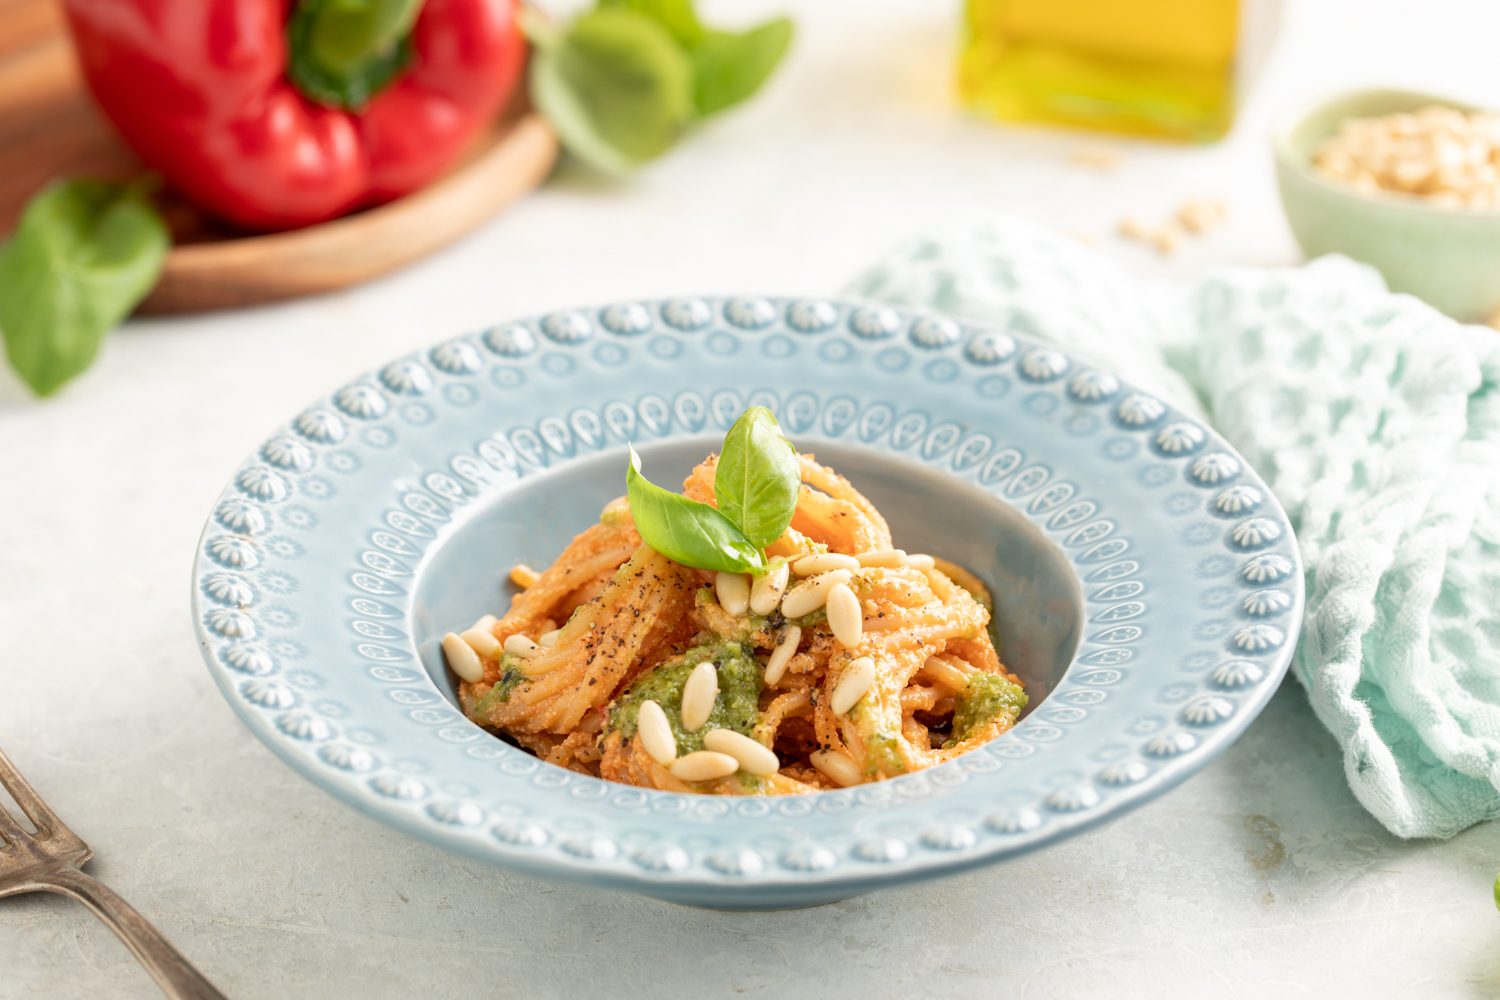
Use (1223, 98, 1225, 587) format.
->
(0, 745, 66, 837)
(0, 794, 26, 843)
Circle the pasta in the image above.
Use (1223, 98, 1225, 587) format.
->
(451, 452, 1027, 794)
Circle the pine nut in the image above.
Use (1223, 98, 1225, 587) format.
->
(460, 626, 502, 660)
(905, 553, 936, 571)
(1176, 198, 1227, 233)
(669, 750, 739, 782)
(509, 564, 540, 589)
(749, 562, 790, 616)
(857, 549, 906, 568)
(792, 553, 861, 576)
(680, 661, 718, 731)
(831, 656, 876, 716)
(538, 629, 562, 647)
(441, 632, 484, 683)
(703, 729, 779, 777)
(825, 582, 863, 647)
(637, 699, 677, 765)
(1314, 105, 1500, 205)
(716, 572, 751, 616)
(1149, 226, 1182, 255)
(780, 569, 853, 619)
(811, 749, 862, 787)
(1069, 143, 1121, 170)
(764, 625, 801, 686)
(470, 614, 498, 632)
(1117, 215, 1149, 240)
(503, 634, 542, 658)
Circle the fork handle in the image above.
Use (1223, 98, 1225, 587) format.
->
(39, 867, 227, 1000)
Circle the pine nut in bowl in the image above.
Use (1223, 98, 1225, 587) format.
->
(1273, 87, 1500, 321)
(191, 297, 1301, 910)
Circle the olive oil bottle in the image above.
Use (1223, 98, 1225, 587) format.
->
(958, 0, 1241, 141)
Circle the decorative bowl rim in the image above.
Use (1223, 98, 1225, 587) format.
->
(190, 295, 1304, 902)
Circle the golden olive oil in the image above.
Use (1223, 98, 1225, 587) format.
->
(959, 0, 1240, 141)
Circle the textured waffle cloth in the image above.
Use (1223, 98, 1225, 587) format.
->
(848, 221, 1500, 839)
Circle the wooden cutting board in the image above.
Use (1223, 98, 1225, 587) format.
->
(0, 0, 558, 314)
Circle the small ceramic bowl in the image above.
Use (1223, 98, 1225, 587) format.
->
(1273, 87, 1500, 321)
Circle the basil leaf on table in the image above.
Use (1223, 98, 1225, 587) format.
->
(527, 8, 695, 174)
(690, 18, 793, 118)
(626, 445, 765, 574)
(0, 179, 168, 397)
(596, 0, 703, 47)
(714, 405, 800, 549)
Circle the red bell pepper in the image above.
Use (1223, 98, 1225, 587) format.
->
(62, 0, 526, 231)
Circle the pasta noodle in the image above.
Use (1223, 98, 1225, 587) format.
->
(454, 453, 1026, 794)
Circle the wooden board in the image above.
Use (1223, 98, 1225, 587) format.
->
(0, 0, 559, 314)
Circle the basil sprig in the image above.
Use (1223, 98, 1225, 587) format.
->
(600, 0, 704, 47)
(690, 21, 793, 117)
(0, 179, 168, 396)
(627, 445, 766, 574)
(526, 1, 793, 174)
(626, 407, 801, 574)
(527, 8, 695, 175)
(714, 406, 799, 548)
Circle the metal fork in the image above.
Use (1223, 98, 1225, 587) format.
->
(0, 746, 226, 999)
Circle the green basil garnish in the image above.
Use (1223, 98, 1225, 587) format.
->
(0, 179, 168, 397)
(714, 405, 799, 548)
(597, 0, 704, 47)
(526, 8, 696, 175)
(526, 2, 792, 174)
(626, 406, 802, 575)
(690, 19, 793, 117)
(627, 444, 765, 574)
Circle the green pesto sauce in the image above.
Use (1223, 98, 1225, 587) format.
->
(789, 608, 828, 629)
(745, 605, 825, 634)
(470, 654, 527, 717)
(607, 641, 762, 754)
(952, 672, 1028, 742)
(744, 607, 825, 636)
(694, 587, 760, 641)
(863, 727, 906, 775)
(694, 581, 825, 641)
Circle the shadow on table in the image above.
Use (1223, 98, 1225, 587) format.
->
(476, 681, 1500, 996)
(1194, 679, 1500, 997)
(27, 676, 1496, 999)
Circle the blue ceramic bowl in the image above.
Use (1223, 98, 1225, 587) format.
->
(191, 297, 1302, 909)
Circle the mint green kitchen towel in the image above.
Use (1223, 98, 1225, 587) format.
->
(849, 221, 1500, 839)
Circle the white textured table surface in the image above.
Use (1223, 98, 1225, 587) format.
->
(4, 2, 1500, 997)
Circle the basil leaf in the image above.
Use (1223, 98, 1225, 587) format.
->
(690, 18, 793, 117)
(714, 406, 799, 549)
(529, 8, 695, 174)
(0, 180, 168, 397)
(626, 445, 765, 574)
(596, 0, 703, 47)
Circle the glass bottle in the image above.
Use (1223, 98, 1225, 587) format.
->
(959, 0, 1241, 141)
